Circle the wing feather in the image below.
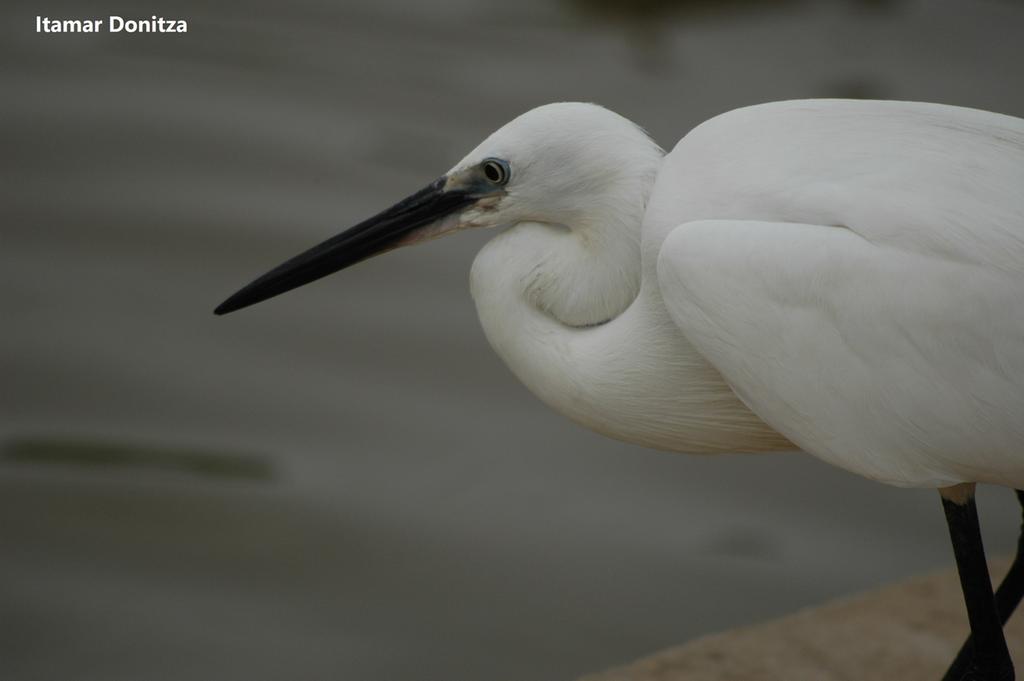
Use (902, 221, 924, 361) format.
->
(657, 219, 1024, 488)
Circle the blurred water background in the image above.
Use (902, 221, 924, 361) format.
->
(3, 0, 1024, 679)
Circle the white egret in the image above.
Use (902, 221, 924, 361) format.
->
(216, 100, 1024, 681)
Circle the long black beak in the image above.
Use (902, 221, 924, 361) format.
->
(214, 177, 477, 315)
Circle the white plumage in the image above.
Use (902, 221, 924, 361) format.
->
(463, 100, 1024, 489)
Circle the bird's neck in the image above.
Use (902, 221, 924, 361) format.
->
(469, 216, 793, 455)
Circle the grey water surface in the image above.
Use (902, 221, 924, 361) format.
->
(3, 0, 1024, 679)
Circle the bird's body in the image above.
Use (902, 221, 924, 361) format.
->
(470, 99, 1024, 489)
(217, 99, 1024, 681)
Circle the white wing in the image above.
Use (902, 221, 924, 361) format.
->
(650, 100, 1024, 489)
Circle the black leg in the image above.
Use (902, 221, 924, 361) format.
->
(940, 487, 1014, 681)
(944, 491, 1024, 681)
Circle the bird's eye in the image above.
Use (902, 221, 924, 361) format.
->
(481, 158, 510, 186)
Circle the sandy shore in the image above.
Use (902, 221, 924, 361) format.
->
(583, 559, 1024, 681)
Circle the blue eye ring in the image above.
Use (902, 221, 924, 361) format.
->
(481, 158, 510, 186)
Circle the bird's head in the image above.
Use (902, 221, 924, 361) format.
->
(214, 102, 662, 316)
